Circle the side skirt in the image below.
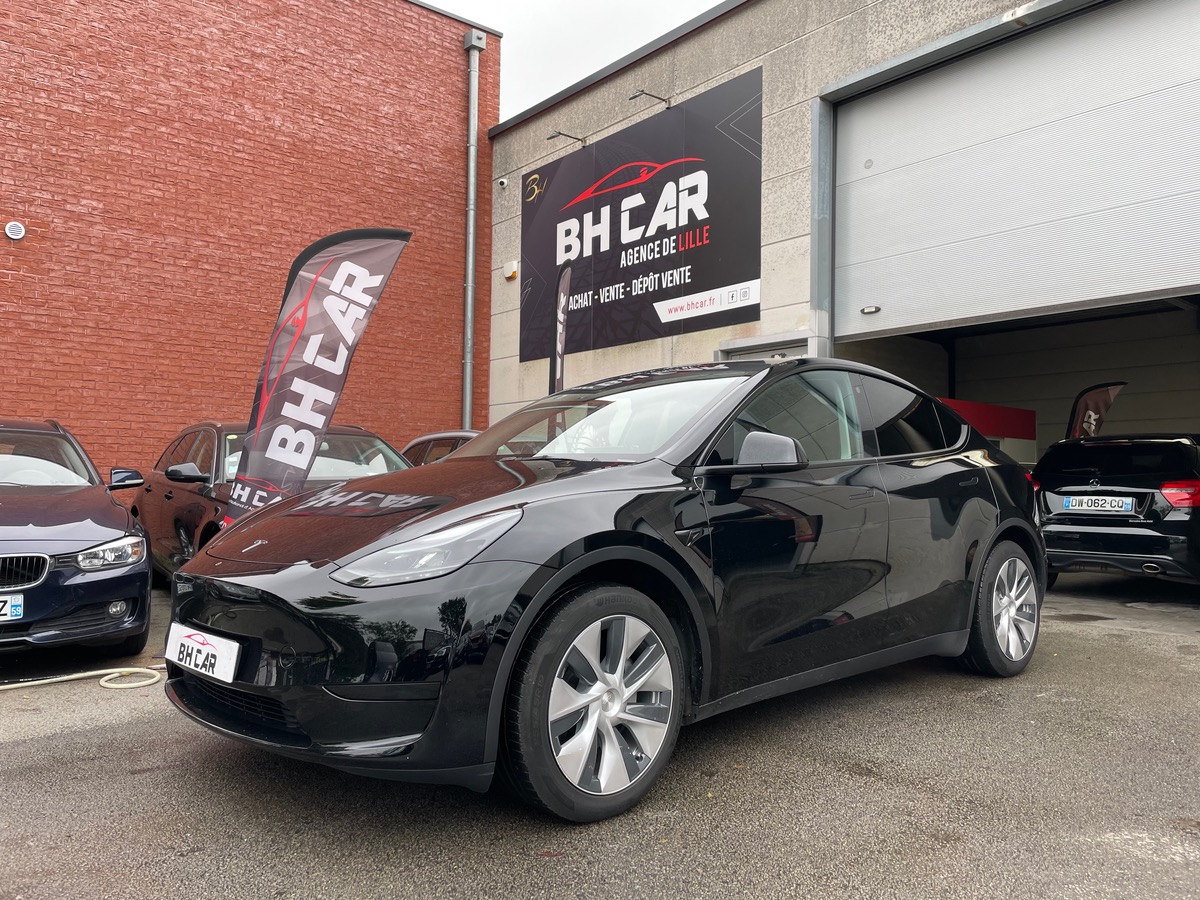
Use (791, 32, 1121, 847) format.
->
(685, 631, 970, 724)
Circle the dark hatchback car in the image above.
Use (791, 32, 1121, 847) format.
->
(136, 422, 410, 579)
(1033, 434, 1200, 585)
(165, 359, 1044, 821)
(0, 419, 151, 655)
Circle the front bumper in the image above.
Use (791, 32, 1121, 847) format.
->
(0, 564, 151, 649)
(164, 558, 544, 788)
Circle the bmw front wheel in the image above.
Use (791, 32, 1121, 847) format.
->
(504, 583, 683, 822)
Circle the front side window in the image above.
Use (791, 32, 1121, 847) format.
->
(186, 430, 217, 478)
(708, 370, 866, 465)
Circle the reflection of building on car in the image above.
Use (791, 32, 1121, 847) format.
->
(400, 430, 479, 465)
(164, 358, 1045, 823)
(0, 418, 151, 656)
(135, 421, 409, 579)
(1033, 434, 1200, 587)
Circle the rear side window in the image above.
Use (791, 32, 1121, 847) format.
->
(1035, 441, 1197, 477)
(858, 376, 948, 456)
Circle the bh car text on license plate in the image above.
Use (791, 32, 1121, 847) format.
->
(166, 621, 241, 683)
(1063, 495, 1134, 512)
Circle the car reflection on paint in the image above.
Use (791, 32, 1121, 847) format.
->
(165, 358, 1044, 822)
(136, 421, 410, 580)
(0, 418, 151, 656)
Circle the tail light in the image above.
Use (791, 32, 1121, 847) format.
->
(1026, 472, 1040, 492)
(1161, 480, 1200, 508)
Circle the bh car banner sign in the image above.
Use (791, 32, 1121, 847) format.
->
(519, 68, 762, 363)
(1065, 381, 1127, 440)
(225, 228, 411, 523)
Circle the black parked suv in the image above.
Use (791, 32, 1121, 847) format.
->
(1033, 434, 1200, 585)
(165, 359, 1044, 821)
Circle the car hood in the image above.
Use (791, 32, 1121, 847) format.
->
(0, 485, 135, 548)
(201, 457, 633, 567)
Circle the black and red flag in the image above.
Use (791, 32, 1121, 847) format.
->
(1065, 381, 1127, 440)
(225, 228, 411, 523)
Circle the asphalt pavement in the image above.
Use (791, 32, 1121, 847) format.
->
(1, 574, 1198, 899)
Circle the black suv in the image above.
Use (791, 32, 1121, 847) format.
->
(1033, 434, 1200, 585)
(165, 359, 1044, 822)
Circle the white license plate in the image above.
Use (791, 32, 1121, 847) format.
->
(167, 621, 241, 683)
(0, 594, 23, 621)
(1063, 495, 1133, 512)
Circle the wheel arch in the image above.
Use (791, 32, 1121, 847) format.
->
(482, 543, 713, 764)
(971, 517, 1046, 614)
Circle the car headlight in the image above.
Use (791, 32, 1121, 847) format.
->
(77, 535, 146, 570)
(331, 508, 522, 587)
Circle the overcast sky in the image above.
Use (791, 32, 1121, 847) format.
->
(429, 0, 725, 119)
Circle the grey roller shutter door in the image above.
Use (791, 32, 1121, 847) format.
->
(833, 0, 1200, 339)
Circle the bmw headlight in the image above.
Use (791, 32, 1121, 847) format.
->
(77, 535, 146, 570)
(331, 508, 523, 587)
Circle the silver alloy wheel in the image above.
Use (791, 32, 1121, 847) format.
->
(547, 614, 674, 796)
(992, 556, 1038, 661)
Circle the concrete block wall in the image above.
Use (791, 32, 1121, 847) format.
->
(1, 0, 498, 474)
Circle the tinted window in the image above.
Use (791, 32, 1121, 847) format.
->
(186, 430, 216, 478)
(710, 370, 865, 465)
(164, 433, 199, 470)
(423, 439, 458, 464)
(1035, 441, 1198, 477)
(405, 441, 430, 465)
(859, 376, 947, 456)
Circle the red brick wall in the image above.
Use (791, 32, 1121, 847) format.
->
(0, 0, 497, 476)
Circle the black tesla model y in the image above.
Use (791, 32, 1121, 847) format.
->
(165, 359, 1044, 821)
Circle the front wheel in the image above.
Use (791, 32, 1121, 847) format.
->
(958, 540, 1041, 677)
(503, 583, 683, 822)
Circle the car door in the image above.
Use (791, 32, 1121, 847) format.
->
(164, 427, 218, 568)
(856, 375, 999, 645)
(144, 433, 197, 572)
(703, 369, 891, 695)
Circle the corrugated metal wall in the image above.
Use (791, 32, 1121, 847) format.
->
(955, 308, 1200, 451)
(832, 0, 1200, 339)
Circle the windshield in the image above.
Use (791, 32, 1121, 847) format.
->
(454, 374, 747, 462)
(223, 432, 410, 482)
(1035, 440, 1198, 478)
(0, 433, 97, 487)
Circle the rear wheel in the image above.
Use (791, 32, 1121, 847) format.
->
(504, 583, 683, 822)
(959, 540, 1041, 677)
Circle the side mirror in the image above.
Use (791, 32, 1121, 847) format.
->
(737, 432, 808, 468)
(693, 432, 809, 476)
(108, 468, 145, 490)
(165, 462, 210, 484)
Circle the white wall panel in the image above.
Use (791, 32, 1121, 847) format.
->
(834, 0, 1200, 337)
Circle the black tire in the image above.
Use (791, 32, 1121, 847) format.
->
(106, 625, 150, 658)
(1045, 571, 1059, 591)
(959, 540, 1041, 677)
(503, 583, 683, 822)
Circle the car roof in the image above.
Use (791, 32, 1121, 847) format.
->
(0, 418, 69, 434)
(176, 421, 374, 436)
(404, 430, 480, 445)
(1054, 433, 1200, 446)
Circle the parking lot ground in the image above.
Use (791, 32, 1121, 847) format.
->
(1, 577, 1198, 899)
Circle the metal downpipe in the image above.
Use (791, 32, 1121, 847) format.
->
(462, 30, 485, 428)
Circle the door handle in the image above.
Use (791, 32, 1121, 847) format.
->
(849, 490, 876, 500)
(959, 476, 979, 487)
(163, 490, 174, 501)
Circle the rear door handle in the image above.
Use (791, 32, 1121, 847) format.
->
(959, 477, 979, 487)
(163, 491, 174, 501)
